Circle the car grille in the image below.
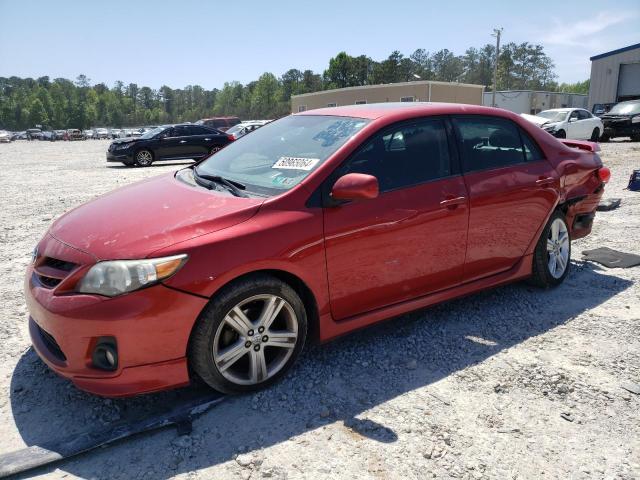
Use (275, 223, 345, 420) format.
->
(34, 256, 78, 289)
(603, 116, 631, 126)
(36, 323, 67, 361)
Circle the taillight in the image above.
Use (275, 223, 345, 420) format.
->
(597, 166, 611, 183)
(227, 134, 235, 141)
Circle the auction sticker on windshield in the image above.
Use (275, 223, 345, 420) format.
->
(272, 157, 320, 171)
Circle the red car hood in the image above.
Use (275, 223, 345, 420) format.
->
(49, 172, 264, 260)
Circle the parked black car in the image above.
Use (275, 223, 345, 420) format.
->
(600, 100, 640, 141)
(106, 124, 233, 167)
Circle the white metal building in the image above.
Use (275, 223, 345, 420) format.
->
(483, 90, 588, 114)
(588, 43, 640, 110)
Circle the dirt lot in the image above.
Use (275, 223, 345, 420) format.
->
(0, 139, 638, 480)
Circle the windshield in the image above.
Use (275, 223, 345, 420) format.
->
(537, 110, 569, 123)
(608, 101, 640, 115)
(141, 126, 164, 139)
(196, 115, 369, 196)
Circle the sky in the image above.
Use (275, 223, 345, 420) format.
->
(0, 0, 638, 90)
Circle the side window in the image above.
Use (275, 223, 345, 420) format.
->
(159, 128, 174, 138)
(173, 126, 190, 136)
(187, 126, 210, 135)
(569, 110, 580, 121)
(453, 116, 528, 172)
(578, 110, 591, 120)
(338, 119, 452, 192)
(520, 130, 544, 162)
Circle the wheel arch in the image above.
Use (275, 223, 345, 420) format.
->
(190, 268, 321, 346)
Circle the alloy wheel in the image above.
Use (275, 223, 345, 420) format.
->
(212, 294, 298, 386)
(136, 150, 152, 166)
(546, 218, 570, 279)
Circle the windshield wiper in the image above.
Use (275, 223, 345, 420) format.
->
(193, 167, 248, 197)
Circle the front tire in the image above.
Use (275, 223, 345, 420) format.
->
(556, 130, 566, 139)
(134, 149, 153, 167)
(529, 211, 571, 288)
(189, 274, 307, 394)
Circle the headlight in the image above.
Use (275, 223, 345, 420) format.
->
(631, 116, 640, 124)
(543, 123, 557, 131)
(114, 143, 133, 150)
(77, 254, 188, 297)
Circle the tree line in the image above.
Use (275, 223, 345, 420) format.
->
(0, 42, 589, 131)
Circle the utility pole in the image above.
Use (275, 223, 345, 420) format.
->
(491, 28, 503, 107)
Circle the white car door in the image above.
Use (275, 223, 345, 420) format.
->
(580, 110, 599, 140)
(567, 110, 582, 138)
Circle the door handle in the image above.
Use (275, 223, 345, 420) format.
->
(535, 177, 555, 187)
(179, 140, 187, 144)
(439, 196, 466, 208)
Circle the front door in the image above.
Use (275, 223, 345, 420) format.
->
(452, 115, 559, 282)
(323, 118, 469, 320)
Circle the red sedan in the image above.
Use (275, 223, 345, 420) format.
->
(25, 103, 610, 397)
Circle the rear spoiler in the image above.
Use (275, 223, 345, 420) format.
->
(560, 139, 601, 153)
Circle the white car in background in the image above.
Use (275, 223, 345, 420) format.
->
(0, 130, 11, 143)
(95, 128, 110, 139)
(521, 108, 603, 141)
(225, 120, 272, 140)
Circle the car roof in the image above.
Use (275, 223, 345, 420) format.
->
(295, 102, 515, 120)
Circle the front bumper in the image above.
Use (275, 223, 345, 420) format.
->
(25, 235, 208, 397)
(106, 150, 134, 163)
(603, 124, 640, 138)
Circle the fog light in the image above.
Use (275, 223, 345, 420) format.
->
(92, 337, 118, 371)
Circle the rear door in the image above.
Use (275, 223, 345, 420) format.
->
(185, 125, 218, 158)
(577, 109, 596, 139)
(452, 115, 559, 282)
(323, 118, 469, 320)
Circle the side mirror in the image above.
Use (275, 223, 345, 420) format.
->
(331, 173, 379, 202)
(569, 117, 577, 123)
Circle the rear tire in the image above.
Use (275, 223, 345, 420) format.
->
(590, 128, 600, 142)
(189, 274, 307, 394)
(529, 211, 571, 288)
(600, 133, 610, 142)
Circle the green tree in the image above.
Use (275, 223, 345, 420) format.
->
(28, 98, 49, 127)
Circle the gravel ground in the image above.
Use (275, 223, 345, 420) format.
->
(0, 139, 638, 480)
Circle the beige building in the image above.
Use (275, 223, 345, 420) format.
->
(291, 80, 484, 113)
(588, 43, 640, 110)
